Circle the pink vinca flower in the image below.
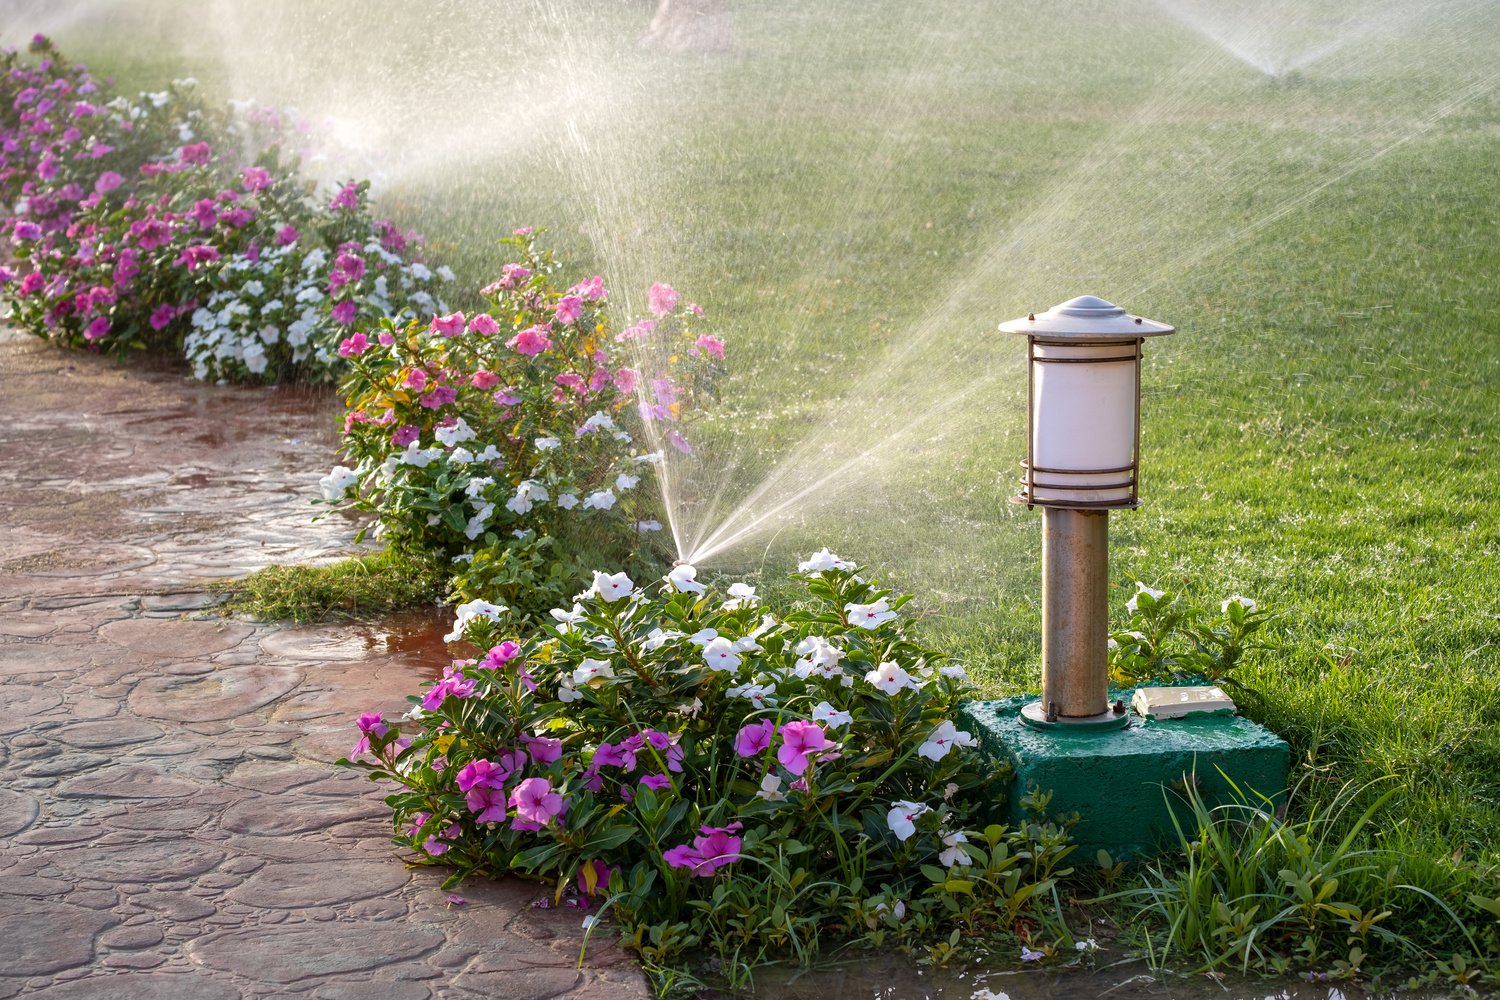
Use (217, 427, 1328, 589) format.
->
(468, 313, 500, 336)
(337, 332, 368, 357)
(647, 282, 678, 317)
(777, 720, 832, 776)
(734, 719, 775, 758)
(510, 777, 566, 828)
(694, 334, 725, 360)
(508, 325, 552, 357)
(554, 295, 582, 326)
(431, 311, 465, 337)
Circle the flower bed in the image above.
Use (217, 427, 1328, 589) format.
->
(1, 36, 445, 382)
(342, 554, 1080, 970)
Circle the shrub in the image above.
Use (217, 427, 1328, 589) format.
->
(341, 554, 1078, 970)
(1109, 583, 1280, 689)
(321, 230, 724, 612)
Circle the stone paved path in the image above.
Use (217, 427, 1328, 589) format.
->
(0, 330, 649, 999)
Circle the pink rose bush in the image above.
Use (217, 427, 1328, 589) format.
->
(323, 230, 725, 612)
(339, 555, 1066, 967)
(0, 37, 448, 383)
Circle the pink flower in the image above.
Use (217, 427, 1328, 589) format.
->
(570, 275, 607, 302)
(275, 224, 298, 245)
(555, 372, 585, 394)
(456, 757, 514, 793)
(648, 282, 678, 316)
(403, 369, 428, 391)
(391, 425, 419, 448)
(337, 332, 368, 357)
(639, 774, 671, 791)
(335, 252, 366, 281)
(481, 641, 521, 668)
(470, 370, 500, 390)
(84, 316, 110, 341)
(616, 319, 656, 342)
(148, 304, 176, 331)
(378, 332, 396, 346)
(508, 325, 553, 356)
(332, 300, 358, 326)
(665, 823, 744, 876)
(179, 141, 212, 165)
(554, 295, 582, 326)
(242, 165, 272, 191)
(329, 181, 360, 211)
(777, 720, 832, 776)
(94, 171, 123, 195)
(493, 388, 522, 406)
(576, 860, 617, 898)
(510, 777, 566, 827)
(522, 735, 563, 765)
(734, 719, 775, 758)
(513, 226, 534, 236)
(694, 334, 725, 360)
(666, 429, 692, 454)
(431, 311, 465, 337)
(420, 386, 458, 409)
(468, 313, 500, 336)
(465, 784, 509, 823)
(174, 244, 220, 271)
(11, 221, 43, 242)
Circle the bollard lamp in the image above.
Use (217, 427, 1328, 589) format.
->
(999, 295, 1174, 730)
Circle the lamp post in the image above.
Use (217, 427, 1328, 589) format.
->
(999, 295, 1174, 730)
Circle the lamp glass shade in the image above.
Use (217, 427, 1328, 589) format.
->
(1029, 340, 1137, 505)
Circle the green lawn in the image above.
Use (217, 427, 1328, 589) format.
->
(54, 0, 1500, 964)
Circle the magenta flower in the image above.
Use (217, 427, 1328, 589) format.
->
(420, 672, 477, 710)
(592, 741, 637, 772)
(734, 719, 775, 758)
(576, 859, 618, 898)
(149, 304, 176, 331)
(221, 207, 255, 229)
(84, 316, 110, 341)
(274, 224, 298, 246)
(777, 720, 832, 776)
(242, 165, 272, 191)
(465, 784, 508, 823)
(94, 170, 123, 195)
(555, 372, 585, 393)
(403, 369, 428, 391)
(332, 300, 358, 326)
(456, 757, 512, 793)
(510, 777, 566, 828)
(613, 367, 640, 394)
(391, 425, 419, 448)
(648, 282, 678, 316)
(639, 774, 671, 792)
(179, 141, 212, 165)
(493, 389, 522, 406)
(480, 641, 521, 668)
(570, 275, 607, 301)
(508, 325, 553, 356)
(335, 252, 367, 281)
(174, 244, 220, 271)
(11, 221, 42, 242)
(470, 370, 500, 390)
(554, 295, 582, 326)
(468, 313, 500, 336)
(337, 332, 368, 357)
(329, 181, 360, 211)
(431, 311, 465, 337)
(665, 823, 744, 876)
(419, 386, 458, 410)
(522, 735, 563, 765)
(694, 334, 725, 360)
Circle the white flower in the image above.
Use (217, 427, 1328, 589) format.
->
(640, 628, 683, 651)
(257, 324, 279, 345)
(398, 442, 439, 468)
(918, 720, 976, 762)
(444, 599, 507, 642)
(450, 447, 474, 465)
(664, 564, 706, 594)
(505, 480, 549, 515)
(615, 473, 639, 491)
(723, 582, 757, 610)
(464, 504, 493, 540)
(465, 476, 494, 499)
(726, 682, 777, 708)
(846, 598, 897, 629)
(582, 489, 616, 511)
(550, 603, 587, 626)
(577, 412, 616, 435)
(572, 658, 615, 688)
(534, 436, 561, 452)
(318, 465, 358, 500)
(591, 571, 635, 603)
(886, 801, 927, 842)
(1075, 938, 1097, 952)
(798, 548, 854, 574)
(410, 262, 433, 281)
(794, 636, 843, 678)
(557, 493, 579, 510)
(939, 664, 968, 681)
(756, 773, 785, 802)
(242, 279, 264, 297)
(436, 265, 456, 282)
(810, 701, 853, 730)
(633, 450, 664, 465)
(557, 681, 583, 703)
(865, 661, 916, 696)
(1125, 581, 1165, 614)
(1020, 947, 1045, 962)
(436, 418, 476, 448)
(242, 341, 268, 374)
(688, 628, 720, 646)
(1222, 594, 1257, 614)
(702, 637, 741, 672)
(939, 830, 972, 868)
(636, 520, 662, 533)
(474, 444, 503, 463)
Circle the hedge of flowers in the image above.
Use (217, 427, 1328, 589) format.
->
(343, 554, 1081, 969)
(320, 229, 725, 612)
(0, 36, 446, 383)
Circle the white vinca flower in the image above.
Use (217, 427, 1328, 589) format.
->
(577, 411, 616, 435)
(556, 493, 579, 510)
(591, 571, 635, 603)
(444, 599, 507, 642)
(1222, 595, 1257, 613)
(865, 661, 916, 696)
(505, 480, 549, 515)
(886, 801, 928, 842)
(572, 658, 615, 688)
(918, 720, 976, 762)
(798, 548, 854, 574)
(318, 466, 358, 500)
(664, 564, 706, 595)
(756, 773, 784, 802)
(701, 637, 741, 672)
(533, 436, 561, 452)
(938, 830, 972, 868)
(436, 418, 476, 448)
(1125, 581, 1165, 614)
(640, 628, 683, 652)
(722, 582, 757, 610)
(557, 679, 582, 704)
(846, 598, 897, 629)
(615, 473, 639, 491)
(636, 520, 662, 533)
(811, 701, 853, 730)
(582, 489, 616, 511)
(726, 682, 777, 708)
(688, 628, 719, 647)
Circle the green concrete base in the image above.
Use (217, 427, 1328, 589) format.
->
(957, 694, 1290, 862)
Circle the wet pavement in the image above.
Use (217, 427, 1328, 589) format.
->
(0, 329, 647, 999)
